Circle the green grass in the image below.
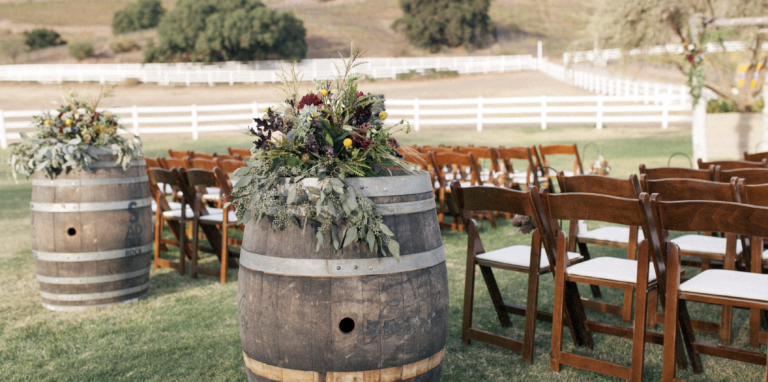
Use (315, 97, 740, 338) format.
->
(0, 127, 765, 381)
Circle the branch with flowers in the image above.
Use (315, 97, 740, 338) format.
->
(230, 47, 415, 259)
(8, 87, 142, 181)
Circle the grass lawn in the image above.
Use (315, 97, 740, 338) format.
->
(0, 126, 765, 381)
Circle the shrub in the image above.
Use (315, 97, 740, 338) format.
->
(392, 0, 495, 53)
(110, 38, 140, 53)
(143, 0, 307, 63)
(112, 0, 165, 34)
(707, 97, 764, 113)
(23, 28, 66, 51)
(68, 41, 95, 61)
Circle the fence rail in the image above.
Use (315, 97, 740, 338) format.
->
(0, 95, 692, 149)
(0, 55, 538, 85)
(563, 41, 768, 65)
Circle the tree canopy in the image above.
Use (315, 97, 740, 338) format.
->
(143, 0, 307, 63)
(112, 0, 165, 35)
(392, 0, 495, 53)
(23, 29, 65, 51)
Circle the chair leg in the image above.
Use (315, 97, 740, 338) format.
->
(720, 304, 733, 345)
(550, 257, 566, 372)
(461, 260, 477, 345)
(577, 242, 602, 299)
(522, 268, 540, 363)
(622, 290, 634, 323)
(153, 216, 162, 270)
(479, 266, 511, 327)
(750, 308, 762, 348)
(662, 288, 679, 382)
(220, 224, 228, 284)
(190, 217, 200, 279)
(647, 289, 658, 329)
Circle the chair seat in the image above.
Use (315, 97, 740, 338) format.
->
(202, 193, 221, 201)
(151, 201, 183, 213)
(680, 269, 768, 303)
(198, 211, 238, 225)
(578, 226, 644, 245)
(566, 257, 657, 284)
(476, 245, 582, 269)
(162, 206, 222, 219)
(761, 249, 768, 260)
(672, 234, 742, 255)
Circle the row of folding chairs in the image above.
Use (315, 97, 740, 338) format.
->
(457, 165, 768, 380)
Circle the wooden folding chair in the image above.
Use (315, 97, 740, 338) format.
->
(216, 158, 246, 175)
(645, 197, 768, 382)
(456, 146, 499, 184)
(641, 177, 742, 344)
(188, 151, 215, 160)
(168, 149, 190, 159)
(159, 157, 188, 170)
(717, 167, 768, 184)
(557, 173, 643, 323)
(228, 148, 251, 157)
(745, 150, 768, 163)
(174, 168, 239, 283)
(431, 151, 488, 230)
(639, 163, 716, 181)
(420, 145, 455, 154)
(537, 143, 584, 188)
(212, 153, 242, 161)
(182, 157, 221, 206)
(148, 168, 190, 275)
(697, 158, 767, 170)
(452, 182, 588, 362)
(495, 147, 544, 189)
(540, 189, 680, 381)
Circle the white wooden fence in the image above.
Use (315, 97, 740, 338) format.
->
(563, 41, 768, 65)
(0, 96, 692, 149)
(0, 55, 538, 85)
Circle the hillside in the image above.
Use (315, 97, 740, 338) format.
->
(0, 0, 596, 64)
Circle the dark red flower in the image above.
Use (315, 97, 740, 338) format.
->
(351, 134, 371, 150)
(686, 54, 695, 64)
(298, 93, 323, 110)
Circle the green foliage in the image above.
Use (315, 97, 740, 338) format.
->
(112, 0, 165, 34)
(392, 0, 495, 53)
(68, 41, 94, 61)
(22, 28, 65, 50)
(143, 0, 306, 63)
(707, 97, 764, 113)
(8, 89, 142, 180)
(109, 37, 140, 53)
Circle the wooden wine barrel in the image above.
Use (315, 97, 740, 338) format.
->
(30, 147, 153, 311)
(238, 171, 448, 382)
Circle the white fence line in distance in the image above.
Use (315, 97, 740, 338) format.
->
(0, 96, 692, 149)
(563, 41, 768, 65)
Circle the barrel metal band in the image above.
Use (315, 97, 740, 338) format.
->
(278, 171, 433, 198)
(41, 297, 142, 312)
(266, 199, 435, 218)
(36, 266, 151, 285)
(239, 245, 445, 278)
(243, 347, 444, 382)
(89, 159, 146, 168)
(33, 243, 153, 262)
(39, 282, 149, 302)
(32, 175, 149, 187)
(30, 197, 151, 213)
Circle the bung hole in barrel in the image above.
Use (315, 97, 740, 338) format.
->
(339, 317, 355, 334)
(67, 227, 77, 236)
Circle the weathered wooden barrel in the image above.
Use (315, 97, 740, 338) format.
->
(30, 147, 153, 311)
(238, 171, 448, 382)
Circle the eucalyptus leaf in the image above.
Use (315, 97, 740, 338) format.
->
(379, 222, 395, 236)
(343, 226, 358, 247)
(331, 225, 339, 250)
(287, 186, 297, 204)
(387, 239, 401, 261)
(366, 229, 375, 252)
(315, 231, 324, 252)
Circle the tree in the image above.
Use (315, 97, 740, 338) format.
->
(392, 0, 495, 53)
(143, 0, 307, 63)
(23, 28, 65, 51)
(112, 0, 165, 34)
(587, 0, 768, 112)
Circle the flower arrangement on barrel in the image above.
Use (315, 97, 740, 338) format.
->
(230, 48, 414, 259)
(8, 88, 142, 180)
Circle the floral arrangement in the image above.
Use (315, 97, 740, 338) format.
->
(589, 154, 611, 176)
(9, 88, 142, 180)
(684, 33, 706, 106)
(230, 48, 414, 259)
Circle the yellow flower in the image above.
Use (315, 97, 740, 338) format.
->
(65, 118, 72, 125)
(343, 138, 353, 147)
(379, 111, 388, 120)
(44, 120, 51, 126)
(264, 106, 270, 114)
(320, 89, 328, 97)
(311, 111, 320, 119)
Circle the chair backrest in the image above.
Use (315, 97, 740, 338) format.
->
(455, 146, 499, 171)
(213, 153, 242, 161)
(148, 168, 180, 211)
(228, 148, 251, 157)
(640, 176, 739, 202)
(420, 146, 455, 154)
(145, 157, 162, 169)
(213, 167, 235, 205)
(399, 148, 429, 170)
(159, 157, 187, 170)
(537, 143, 584, 175)
(697, 158, 767, 170)
(431, 152, 481, 186)
(216, 158, 246, 174)
(735, 179, 768, 207)
(717, 167, 768, 184)
(174, 168, 216, 215)
(495, 146, 540, 188)
(744, 151, 768, 162)
(557, 173, 640, 199)
(186, 157, 217, 171)
(639, 163, 715, 181)
(189, 152, 215, 160)
(451, 182, 537, 218)
(168, 149, 189, 159)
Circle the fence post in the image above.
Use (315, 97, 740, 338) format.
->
(131, 105, 139, 136)
(596, 94, 603, 130)
(208, 72, 213, 87)
(413, 98, 420, 132)
(191, 104, 199, 140)
(0, 109, 6, 149)
(540, 95, 547, 130)
(477, 97, 483, 132)
(252, 102, 259, 119)
(661, 95, 669, 129)
(644, 81, 650, 105)
(654, 83, 660, 105)
(229, 72, 234, 86)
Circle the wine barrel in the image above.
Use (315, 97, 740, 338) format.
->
(30, 147, 153, 311)
(238, 171, 448, 382)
